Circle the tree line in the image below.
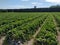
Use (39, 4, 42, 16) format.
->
(0, 5, 60, 12)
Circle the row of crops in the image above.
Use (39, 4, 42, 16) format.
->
(53, 13, 60, 27)
(0, 12, 48, 45)
(0, 12, 60, 45)
(5, 13, 47, 45)
(34, 15, 57, 45)
(0, 13, 46, 36)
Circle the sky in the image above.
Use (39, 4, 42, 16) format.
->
(0, 0, 60, 9)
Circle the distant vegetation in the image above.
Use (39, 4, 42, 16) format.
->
(0, 5, 60, 12)
(50, 5, 60, 8)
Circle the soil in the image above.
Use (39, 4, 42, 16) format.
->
(0, 36, 5, 45)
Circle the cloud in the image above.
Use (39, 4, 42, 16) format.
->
(45, 0, 60, 4)
(32, 2, 37, 5)
(32, 2, 43, 5)
(21, 0, 29, 1)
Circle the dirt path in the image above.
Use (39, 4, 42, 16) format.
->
(0, 36, 5, 45)
(24, 27, 41, 45)
(57, 28, 60, 45)
(53, 16, 60, 45)
(24, 17, 48, 45)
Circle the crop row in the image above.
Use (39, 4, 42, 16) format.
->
(0, 13, 40, 26)
(34, 15, 57, 45)
(4, 14, 47, 45)
(53, 13, 60, 27)
(0, 14, 43, 36)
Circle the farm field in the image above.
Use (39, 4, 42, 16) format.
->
(0, 12, 60, 45)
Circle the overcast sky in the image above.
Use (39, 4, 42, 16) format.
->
(0, 0, 60, 9)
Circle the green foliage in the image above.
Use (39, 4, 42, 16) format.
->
(50, 5, 60, 8)
(35, 15, 57, 45)
(0, 12, 60, 45)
